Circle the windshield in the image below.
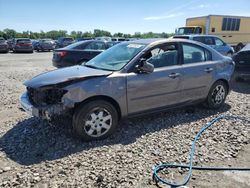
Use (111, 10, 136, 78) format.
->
(17, 39, 31, 43)
(176, 27, 202, 35)
(177, 27, 195, 35)
(84, 42, 146, 71)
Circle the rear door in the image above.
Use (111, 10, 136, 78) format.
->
(179, 43, 216, 102)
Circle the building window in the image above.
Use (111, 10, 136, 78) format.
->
(222, 17, 241, 31)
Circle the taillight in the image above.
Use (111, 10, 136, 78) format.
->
(56, 51, 67, 57)
(16, 43, 32, 46)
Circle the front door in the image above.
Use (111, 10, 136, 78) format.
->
(126, 43, 184, 115)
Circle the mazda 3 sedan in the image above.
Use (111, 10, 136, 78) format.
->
(20, 39, 234, 141)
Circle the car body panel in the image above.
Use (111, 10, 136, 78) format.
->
(24, 65, 112, 88)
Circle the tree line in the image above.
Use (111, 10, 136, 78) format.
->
(0, 28, 173, 40)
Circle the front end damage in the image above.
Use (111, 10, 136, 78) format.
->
(20, 86, 70, 120)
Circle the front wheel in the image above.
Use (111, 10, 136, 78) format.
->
(73, 100, 118, 141)
(206, 81, 228, 109)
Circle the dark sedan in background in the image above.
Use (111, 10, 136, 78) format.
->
(233, 43, 250, 81)
(13, 38, 33, 53)
(52, 40, 118, 68)
(0, 37, 9, 53)
(55, 37, 74, 48)
(34, 39, 55, 52)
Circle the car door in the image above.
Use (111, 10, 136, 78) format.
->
(179, 43, 216, 102)
(213, 37, 227, 55)
(126, 42, 184, 115)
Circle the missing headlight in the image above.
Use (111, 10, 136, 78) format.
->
(27, 87, 67, 106)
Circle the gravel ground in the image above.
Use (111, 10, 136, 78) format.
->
(0, 52, 249, 188)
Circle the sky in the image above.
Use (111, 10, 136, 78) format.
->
(0, 0, 250, 34)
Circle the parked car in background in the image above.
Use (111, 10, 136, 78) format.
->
(55, 37, 74, 48)
(0, 37, 9, 53)
(21, 38, 234, 140)
(233, 43, 250, 81)
(13, 38, 33, 53)
(75, 38, 93, 42)
(52, 40, 118, 68)
(34, 39, 55, 52)
(95, 36, 112, 42)
(7, 39, 14, 51)
(173, 35, 234, 56)
(112, 37, 126, 42)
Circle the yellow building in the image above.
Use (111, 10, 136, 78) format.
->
(176, 15, 250, 51)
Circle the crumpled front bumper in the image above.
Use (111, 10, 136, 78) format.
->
(20, 92, 68, 120)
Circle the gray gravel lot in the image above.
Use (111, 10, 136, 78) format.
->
(0, 52, 249, 187)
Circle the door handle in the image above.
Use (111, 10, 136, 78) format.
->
(168, 73, 181, 78)
(204, 68, 213, 73)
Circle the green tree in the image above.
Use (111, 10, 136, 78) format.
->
(3, 28, 16, 38)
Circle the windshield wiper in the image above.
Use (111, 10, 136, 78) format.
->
(84, 64, 114, 71)
(84, 64, 98, 69)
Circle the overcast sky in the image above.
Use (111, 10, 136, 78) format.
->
(0, 0, 250, 34)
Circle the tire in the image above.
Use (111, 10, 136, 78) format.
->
(206, 80, 228, 109)
(226, 52, 233, 57)
(73, 100, 118, 141)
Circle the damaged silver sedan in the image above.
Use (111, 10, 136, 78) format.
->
(20, 38, 235, 140)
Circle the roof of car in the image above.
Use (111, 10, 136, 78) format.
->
(128, 38, 204, 45)
(174, 34, 220, 38)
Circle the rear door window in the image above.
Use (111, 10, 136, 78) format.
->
(182, 43, 208, 64)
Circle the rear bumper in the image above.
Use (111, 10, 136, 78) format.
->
(20, 92, 68, 120)
(14, 47, 33, 52)
(37, 46, 54, 50)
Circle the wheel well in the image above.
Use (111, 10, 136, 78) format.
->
(216, 79, 229, 93)
(74, 95, 121, 120)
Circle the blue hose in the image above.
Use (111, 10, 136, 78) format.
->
(152, 115, 250, 187)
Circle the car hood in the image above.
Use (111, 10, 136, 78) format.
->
(24, 65, 112, 88)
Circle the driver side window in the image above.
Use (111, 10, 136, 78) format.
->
(143, 44, 178, 68)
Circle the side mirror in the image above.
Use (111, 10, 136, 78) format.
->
(136, 58, 154, 74)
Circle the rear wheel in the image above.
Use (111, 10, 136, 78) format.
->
(206, 81, 228, 109)
(73, 100, 118, 141)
